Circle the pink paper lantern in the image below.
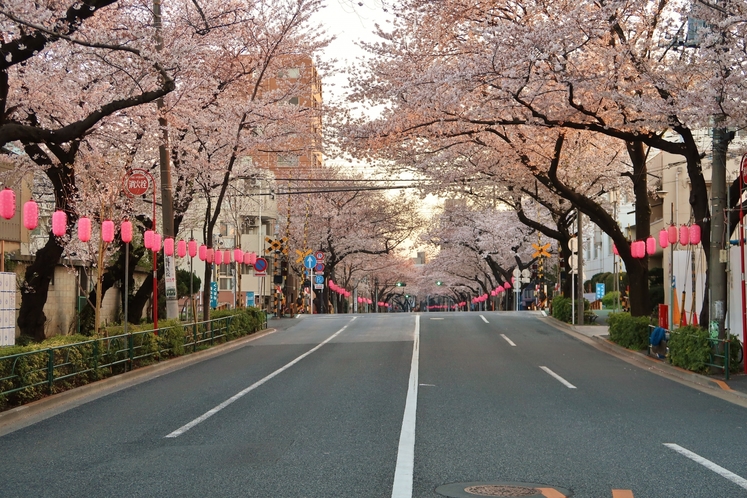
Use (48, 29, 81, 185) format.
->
(23, 200, 38, 230)
(188, 240, 197, 258)
(636, 240, 646, 258)
(78, 217, 91, 242)
(243, 252, 251, 265)
(198, 244, 207, 261)
(504, 281, 512, 289)
(101, 220, 115, 243)
(679, 225, 690, 246)
(215, 249, 223, 264)
(612, 243, 618, 256)
(121, 221, 133, 244)
(234, 249, 243, 262)
(689, 224, 701, 245)
(164, 237, 174, 256)
(223, 250, 231, 265)
(658, 229, 669, 249)
(646, 236, 656, 256)
(177, 239, 187, 258)
(206, 248, 214, 263)
(52, 210, 67, 236)
(152, 233, 161, 252)
(0, 189, 15, 220)
(144, 230, 154, 249)
(667, 225, 678, 245)
(248, 252, 257, 265)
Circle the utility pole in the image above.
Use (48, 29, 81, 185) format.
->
(577, 210, 584, 325)
(153, 0, 179, 319)
(710, 123, 728, 339)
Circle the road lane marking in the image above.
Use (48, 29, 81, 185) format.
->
(539, 366, 577, 389)
(164, 317, 358, 438)
(391, 315, 420, 498)
(480, 315, 489, 323)
(537, 488, 565, 497)
(664, 443, 747, 490)
(500, 334, 516, 347)
(612, 491, 634, 497)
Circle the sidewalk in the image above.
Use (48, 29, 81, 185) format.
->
(546, 315, 747, 405)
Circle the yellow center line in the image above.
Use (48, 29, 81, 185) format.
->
(612, 490, 634, 498)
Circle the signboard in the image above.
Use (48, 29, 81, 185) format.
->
(246, 291, 255, 308)
(254, 257, 268, 276)
(123, 169, 150, 197)
(0, 272, 15, 346)
(164, 255, 177, 299)
(741, 153, 747, 185)
(315, 251, 325, 261)
(595, 283, 605, 300)
(210, 281, 218, 309)
(315, 262, 325, 272)
(314, 275, 325, 285)
(314, 283, 324, 289)
(303, 254, 317, 269)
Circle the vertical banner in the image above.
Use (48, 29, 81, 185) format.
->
(246, 291, 255, 308)
(164, 255, 179, 318)
(0, 272, 15, 346)
(659, 303, 669, 330)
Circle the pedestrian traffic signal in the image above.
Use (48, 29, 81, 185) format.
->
(436, 281, 443, 286)
(396, 282, 406, 287)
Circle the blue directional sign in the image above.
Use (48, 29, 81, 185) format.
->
(596, 283, 605, 300)
(314, 275, 325, 285)
(303, 254, 317, 269)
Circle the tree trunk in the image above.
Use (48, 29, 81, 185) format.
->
(17, 236, 65, 341)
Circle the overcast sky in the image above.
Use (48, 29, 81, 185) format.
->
(313, 0, 394, 104)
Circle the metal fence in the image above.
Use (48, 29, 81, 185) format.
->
(0, 316, 239, 406)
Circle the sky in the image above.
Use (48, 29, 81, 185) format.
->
(313, 0, 394, 105)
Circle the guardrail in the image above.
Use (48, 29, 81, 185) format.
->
(0, 316, 239, 409)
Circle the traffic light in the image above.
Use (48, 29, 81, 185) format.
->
(436, 281, 443, 286)
(396, 281, 406, 287)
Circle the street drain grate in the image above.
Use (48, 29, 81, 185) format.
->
(464, 485, 538, 496)
(435, 481, 572, 498)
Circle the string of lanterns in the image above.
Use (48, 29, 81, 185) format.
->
(0, 189, 258, 263)
(614, 224, 702, 259)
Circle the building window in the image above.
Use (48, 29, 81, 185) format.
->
(278, 67, 300, 79)
(276, 155, 298, 167)
(288, 96, 299, 105)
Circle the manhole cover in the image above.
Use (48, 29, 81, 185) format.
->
(435, 481, 572, 498)
(465, 485, 538, 496)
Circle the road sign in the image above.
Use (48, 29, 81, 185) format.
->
(315, 262, 325, 272)
(314, 283, 324, 290)
(314, 275, 324, 285)
(512, 268, 521, 278)
(295, 248, 312, 264)
(531, 242, 552, 258)
(303, 254, 317, 269)
(568, 237, 578, 253)
(569, 254, 578, 270)
(246, 291, 255, 307)
(123, 169, 150, 197)
(521, 269, 531, 278)
(254, 257, 268, 275)
(315, 251, 325, 261)
(741, 153, 747, 185)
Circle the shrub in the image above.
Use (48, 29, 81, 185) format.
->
(551, 296, 572, 323)
(211, 307, 266, 338)
(601, 291, 620, 309)
(608, 312, 650, 350)
(668, 326, 742, 374)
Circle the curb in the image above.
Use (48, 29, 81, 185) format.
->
(544, 316, 747, 406)
(0, 327, 279, 436)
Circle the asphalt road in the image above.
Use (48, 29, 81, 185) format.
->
(1, 312, 747, 497)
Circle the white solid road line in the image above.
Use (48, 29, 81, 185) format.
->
(391, 315, 420, 498)
(500, 334, 517, 347)
(539, 366, 577, 389)
(480, 315, 489, 323)
(164, 317, 358, 438)
(665, 443, 747, 490)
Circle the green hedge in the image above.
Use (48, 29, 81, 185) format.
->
(668, 326, 741, 374)
(0, 307, 266, 412)
(608, 312, 650, 350)
(551, 296, 589, 323)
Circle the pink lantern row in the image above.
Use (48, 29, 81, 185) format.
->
(357, 297, 373, 304)
(329, 281, 351, 297)
(625, 224, 702, 259)
(0, 190, 40, 230)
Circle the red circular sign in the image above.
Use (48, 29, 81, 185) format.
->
(123, 170, 150, 197)
(741, 154, 747, 185)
